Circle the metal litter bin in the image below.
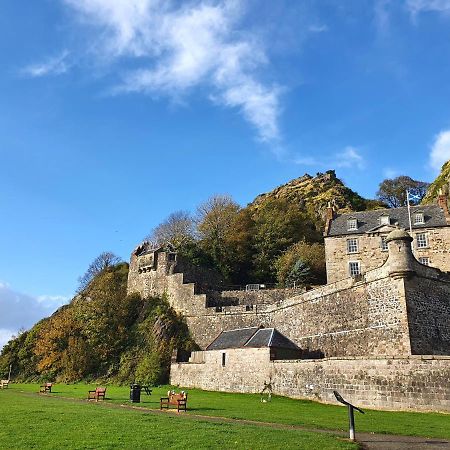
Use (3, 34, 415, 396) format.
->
(130, 383, 141, 403)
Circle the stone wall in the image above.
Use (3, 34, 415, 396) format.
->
(171, 348, 270, 393)
(129, 231, 450, 356)
(171, 353, 450, 412)
(405, 275, 450, 355)
(183, 265, 414, 355)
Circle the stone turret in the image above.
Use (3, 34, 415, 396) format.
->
(386, 229, 416, 279)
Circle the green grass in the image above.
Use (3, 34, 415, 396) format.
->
(8, 383, 450, 440)
(0, 389, 355, 450)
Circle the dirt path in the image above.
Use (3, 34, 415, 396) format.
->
(25, 391, 450, 449)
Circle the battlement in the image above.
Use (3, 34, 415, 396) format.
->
(127, 232, 450, 356)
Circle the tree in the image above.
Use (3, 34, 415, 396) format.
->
(376, 176, 429, 208)
(275, 241, 326, 286)
(251, 198, 322, 282)
(196, 194, 241, 279)
(77, 251, 122, 292)
(285, 260, 311, 287)
(146, 211, 195, 248)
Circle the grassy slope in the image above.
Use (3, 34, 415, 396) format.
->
(10, 384, 450, 440)
(0, 389, 355, 450)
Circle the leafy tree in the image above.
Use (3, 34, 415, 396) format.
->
(77, 251, 122, 292)
(147, 211, 195, 248)
(196, 194, 241, 279)
(285, 260, 311, 287)
(251, 198, 321, 282)
(222, 209, 255, 284)
(275, 241, 326, 286)
(376, 176, 429, 208)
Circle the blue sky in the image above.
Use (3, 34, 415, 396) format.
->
(2, 0, 450, 349)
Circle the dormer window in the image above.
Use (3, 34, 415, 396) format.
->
(414, 212, 424, 225)
(379, 215, 390, 225)
(347, 218, 358, 231)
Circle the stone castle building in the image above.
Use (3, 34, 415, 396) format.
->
(127, 197, 450, 413)
(324, 194, 450, 283)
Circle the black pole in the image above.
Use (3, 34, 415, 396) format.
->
(348, 405, 355, 441)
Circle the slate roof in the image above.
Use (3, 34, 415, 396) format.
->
(326, 205, 448, 237)
(206, 327, 299, 351)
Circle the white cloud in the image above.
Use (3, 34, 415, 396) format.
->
(0, 283, 70, 350)
(292, 146, 366, 171)
(334, 146, 366, 170)
(374, 0, 392, 35)
(58, 0, 281, 143)
(308, 24, 328, 33)
(0, 329, 16, 351)
(406, 0, 450, 16)
(21, 50, 70, 78)
(383, 167, 399, 178)
(429, 129, 450, 171)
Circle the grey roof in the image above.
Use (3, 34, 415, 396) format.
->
(326, 205, 448, 237)
(206, 327, 299, 350)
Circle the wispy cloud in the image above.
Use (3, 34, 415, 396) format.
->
(0, 282, 69, 350)
(308, 24, 328, 33)
(59, 0, 282, 143)
(334, 146, 366, 170)
(406, 0, 450, 17)
(293, 146, 366, 170)
(21, 50, 70, 78)
(429, 129, 450, 171)
(383, 167, 399, 178)
(374, 0, 392, 35)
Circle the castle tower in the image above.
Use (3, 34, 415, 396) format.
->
(385, 229, 416, 279)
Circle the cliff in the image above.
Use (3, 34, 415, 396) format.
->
(422, 160, 450, 204)
(249, 170, 383, 220)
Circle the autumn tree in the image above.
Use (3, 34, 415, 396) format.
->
(196, 194, 241, 279)
(275, 240, 326, 286)
(146, 211, 195, 248)
(77, 251, 122, 292)
(251, 198, 322, 282)
(376, 176, 429, 208)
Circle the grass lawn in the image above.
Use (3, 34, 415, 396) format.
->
(0, 389, 356, 450)
(8, 383, 450, 440)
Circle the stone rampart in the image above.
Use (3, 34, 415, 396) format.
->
(129, 231, 450, 356)
(171, 353, 450, 412)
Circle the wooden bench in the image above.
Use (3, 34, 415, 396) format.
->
(88, 387, 106, 401)
(141, 385, 152, 396)
(0, 379, 9, 389)
(160, 392, 188, 412)
(39, 383, 52, 393)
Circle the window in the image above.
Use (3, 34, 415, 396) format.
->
(245, 304, 254, 311)
(168, 253, 176, 262)
(347, 218, 358, 231)
(222, 352, 226, 367)
(419, 257, 429, 266)
(381, 237, 388, 251)
(379, 215, 390, 225)
(414, 212, 424, 224)
(349, 261, 361, 277)
(416, 233, 428, 248)
(347, 238, 358, 253)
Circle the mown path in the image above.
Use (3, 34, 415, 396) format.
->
(27, 391, 450, 450)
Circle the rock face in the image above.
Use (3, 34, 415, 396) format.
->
(423, 160, 450, 204)
(249, 170, 382, 222)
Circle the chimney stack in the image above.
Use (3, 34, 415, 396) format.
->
(437, 189, 450, 224)
(323, 202, 336, 236)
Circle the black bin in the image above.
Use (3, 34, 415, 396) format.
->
(130, 383, 141, 403)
